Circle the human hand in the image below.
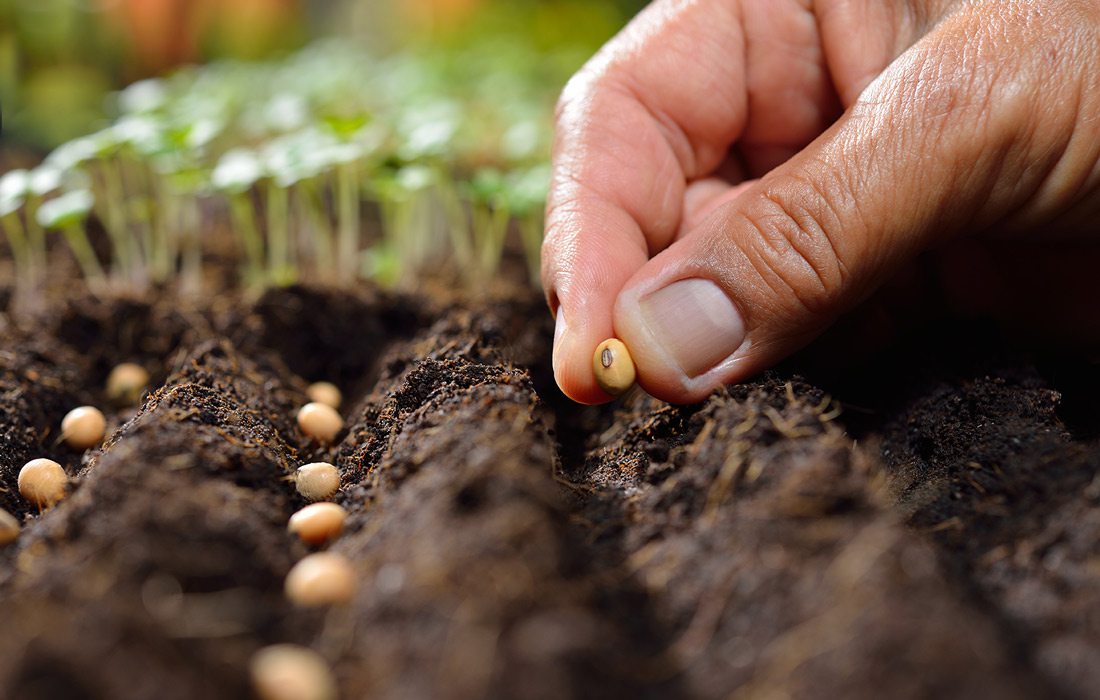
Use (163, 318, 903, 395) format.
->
(542, 0, 1100, 404)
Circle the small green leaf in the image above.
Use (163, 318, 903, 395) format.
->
(35, 190, 94, 229)
(0, 169, 29, 214)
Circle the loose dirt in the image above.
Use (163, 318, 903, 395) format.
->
(0, 281, 1096, 699)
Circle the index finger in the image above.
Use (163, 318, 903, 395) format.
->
(542, 0, 747, 403)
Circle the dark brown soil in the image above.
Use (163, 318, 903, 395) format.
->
(0, 281, 1097, 699)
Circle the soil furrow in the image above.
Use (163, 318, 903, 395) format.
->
(876, 363, 1100, 697)
(0, 287, 1097, 698)
(563, 377, 1057, 697)
(319, 305, 679, 698)
(0, 340, 314, 699)
(0, 339, 91, 521)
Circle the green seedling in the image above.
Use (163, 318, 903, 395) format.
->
(396, 100, 459, 162)
(8, 36, 578, 295)
(294, 177, 335, 279)
(332, 146, 364, 283)
(266, 129, 361, 284)
(467, 167, 512, 280)
(506, 163, 550, 285)
(369, 165, 440, 284)
(265, 93, 310, 133)
(48, 130, 142, 287)
(118, 78, 168, 115)
(154, 118, 225, 292)
(36, 189, 106, 288)
(159, 164, 210, 294)
(319, 119, 385, 282)
(212, 148, 266, 287)
(24, 165, 66, 276)
(0, 170, 33, 292)
(260, 138, 310, 285)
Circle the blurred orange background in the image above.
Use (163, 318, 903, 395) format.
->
(0, 0, 638, 150)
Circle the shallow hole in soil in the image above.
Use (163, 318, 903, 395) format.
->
(453, 480, 488, 514)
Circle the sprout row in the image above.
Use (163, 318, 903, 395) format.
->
(0, 39, 559, 305)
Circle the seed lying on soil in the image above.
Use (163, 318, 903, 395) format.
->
(285, 552, 356, 606)
(593, 339, 636, 396)
(288, 502, 348, 545)
(306, 381, 342, 410)
(295, 462, 341, 501)
(105, 362, 150, 406)
(0, 509, 20, 545)
(296, 402, 344, 443)
(18, 458, 68, 508)
(60, 405, 107, 450)
(250, 644, 337, 700)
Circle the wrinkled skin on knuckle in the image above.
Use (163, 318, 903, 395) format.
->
(730, 183, 851, 318)
(851, 2, 1093, 232)
(945, 0, 1100, 227)
(1014, 0, 1100, 224)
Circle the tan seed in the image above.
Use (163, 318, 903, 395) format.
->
(61, 405, 107, 450)
(593, 339, 636, 396)
(285, 552, 356, 606)
(288, 502, 348, 545)
(0, 509, 20, 545)
(250, 644, 337, 700)
(295, 462, 341, 501)
(305, 381, 342, 410)
(18, 458, 68, 508)
(106, 362, 150, 406)
(296, 402, 343, 443)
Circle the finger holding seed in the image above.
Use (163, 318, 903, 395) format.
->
(61, 405, 106, 450)
(285, 551, 356, 606)
(250, 644, 337, 700)
(18, 458, 68, 509)
(296, 402, 343, 443)
(592, 339, 636, 396)
(288, 502, 347, 545)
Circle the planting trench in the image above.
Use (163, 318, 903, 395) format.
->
(0, 283, 1097, 698)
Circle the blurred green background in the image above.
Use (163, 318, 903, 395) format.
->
(0, 0, 643, 152)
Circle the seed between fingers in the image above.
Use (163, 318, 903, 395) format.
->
(593, 339, 636, 396)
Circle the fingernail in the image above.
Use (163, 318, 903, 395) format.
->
(552, 307, 568, 376)
(638, 279, 746, 378)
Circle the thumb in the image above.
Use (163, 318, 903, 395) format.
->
(613, 10, 1089, 403)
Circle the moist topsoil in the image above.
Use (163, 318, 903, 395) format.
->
(0, 276, 1098, 700)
